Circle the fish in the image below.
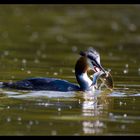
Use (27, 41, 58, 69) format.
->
(91, 70, 114, 90)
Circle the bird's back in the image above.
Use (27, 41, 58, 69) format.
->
(2, 77, 80, 92)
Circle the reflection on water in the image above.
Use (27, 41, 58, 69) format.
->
(82, 92, 99, 116)
(82, 92, 104, 134)
(81, 90, 140, 135)
(0, 86, 140, 135)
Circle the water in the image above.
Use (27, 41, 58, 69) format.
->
(0, 5, 140, 135)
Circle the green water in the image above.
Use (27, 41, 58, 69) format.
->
(0, 5, 140, 135)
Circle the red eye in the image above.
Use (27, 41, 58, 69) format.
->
(94, 66, 100, 72)
(94, 66, 97, 72)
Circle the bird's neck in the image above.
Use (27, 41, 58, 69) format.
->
(75, 56, 92, 91)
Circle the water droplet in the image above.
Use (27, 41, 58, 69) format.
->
(4, 50, 9, 56)
(49, 122, 53, 126)
(53, 72, 58, 76)
(13, 58, 18, 62)
(125, 64, 129, 68)
(34, 59, 40, 64)
(121, 125, 126, 130)
(27, 70, 31, 74)
(41, 54, 47, 59)
(69, 106, 72, 109)
(123, 114, 127, 118)
(119, 101, 123, 106)
(74, 133, 79, 136)
(95, 120, 104, 127)
(11, 76, 15, 79)
(111, 21, 119, 31)
(129, 23, 137, 32)
(35, 120, 39, 125)
(72, 69, 75, 73)
(17, 117, 22, 121)
(44, 103, 49, 107)
(124, 102, 127, 106)
(46, 72, 49, 75)
(133, 98, 136, 101)
(22, 59, 27, 64)
(109, 113, 115, 121)
(21, 68, 25, 71)
(6, 117, 11, 122)
(19, 106, 23, 110)
(78, 99, 81, 104)
(123, 69, 128, 74)
(7, 106, 10, 109)
(138, 68, 140, 75)
(29, 32, 39, 42)
(29, 121, 33, 125)
(109, 112, 113, 117)
(58, 108, 61, 111)
(51, 130, 57, 135)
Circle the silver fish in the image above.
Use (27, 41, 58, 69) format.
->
(91, 70, 114, 90)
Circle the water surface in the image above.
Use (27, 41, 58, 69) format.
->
(0, 5, 140, 135)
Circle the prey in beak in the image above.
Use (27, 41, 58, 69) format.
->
(90, 70, 114, 90)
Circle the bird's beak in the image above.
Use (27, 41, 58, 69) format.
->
(91, 60, 106, 73)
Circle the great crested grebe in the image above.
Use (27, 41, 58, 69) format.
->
(0, 48, 113, 92)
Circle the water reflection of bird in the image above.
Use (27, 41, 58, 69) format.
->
(82, 92, 106, 134)
(1, 48, 113, 92)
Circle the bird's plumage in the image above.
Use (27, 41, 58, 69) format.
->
(3, 78, 80, 91)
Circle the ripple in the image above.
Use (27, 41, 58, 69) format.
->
(115, 84, 140, 88)
(5, 90, 76, 99)
(109, 92, 140, 97)
(108, 92, 127, 97)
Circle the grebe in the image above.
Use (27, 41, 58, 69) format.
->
(1, 48, 113, 92)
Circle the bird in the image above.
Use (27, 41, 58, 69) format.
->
(0, 48, 113, 92)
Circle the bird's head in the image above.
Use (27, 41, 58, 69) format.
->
(80, 48, 106, 73)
